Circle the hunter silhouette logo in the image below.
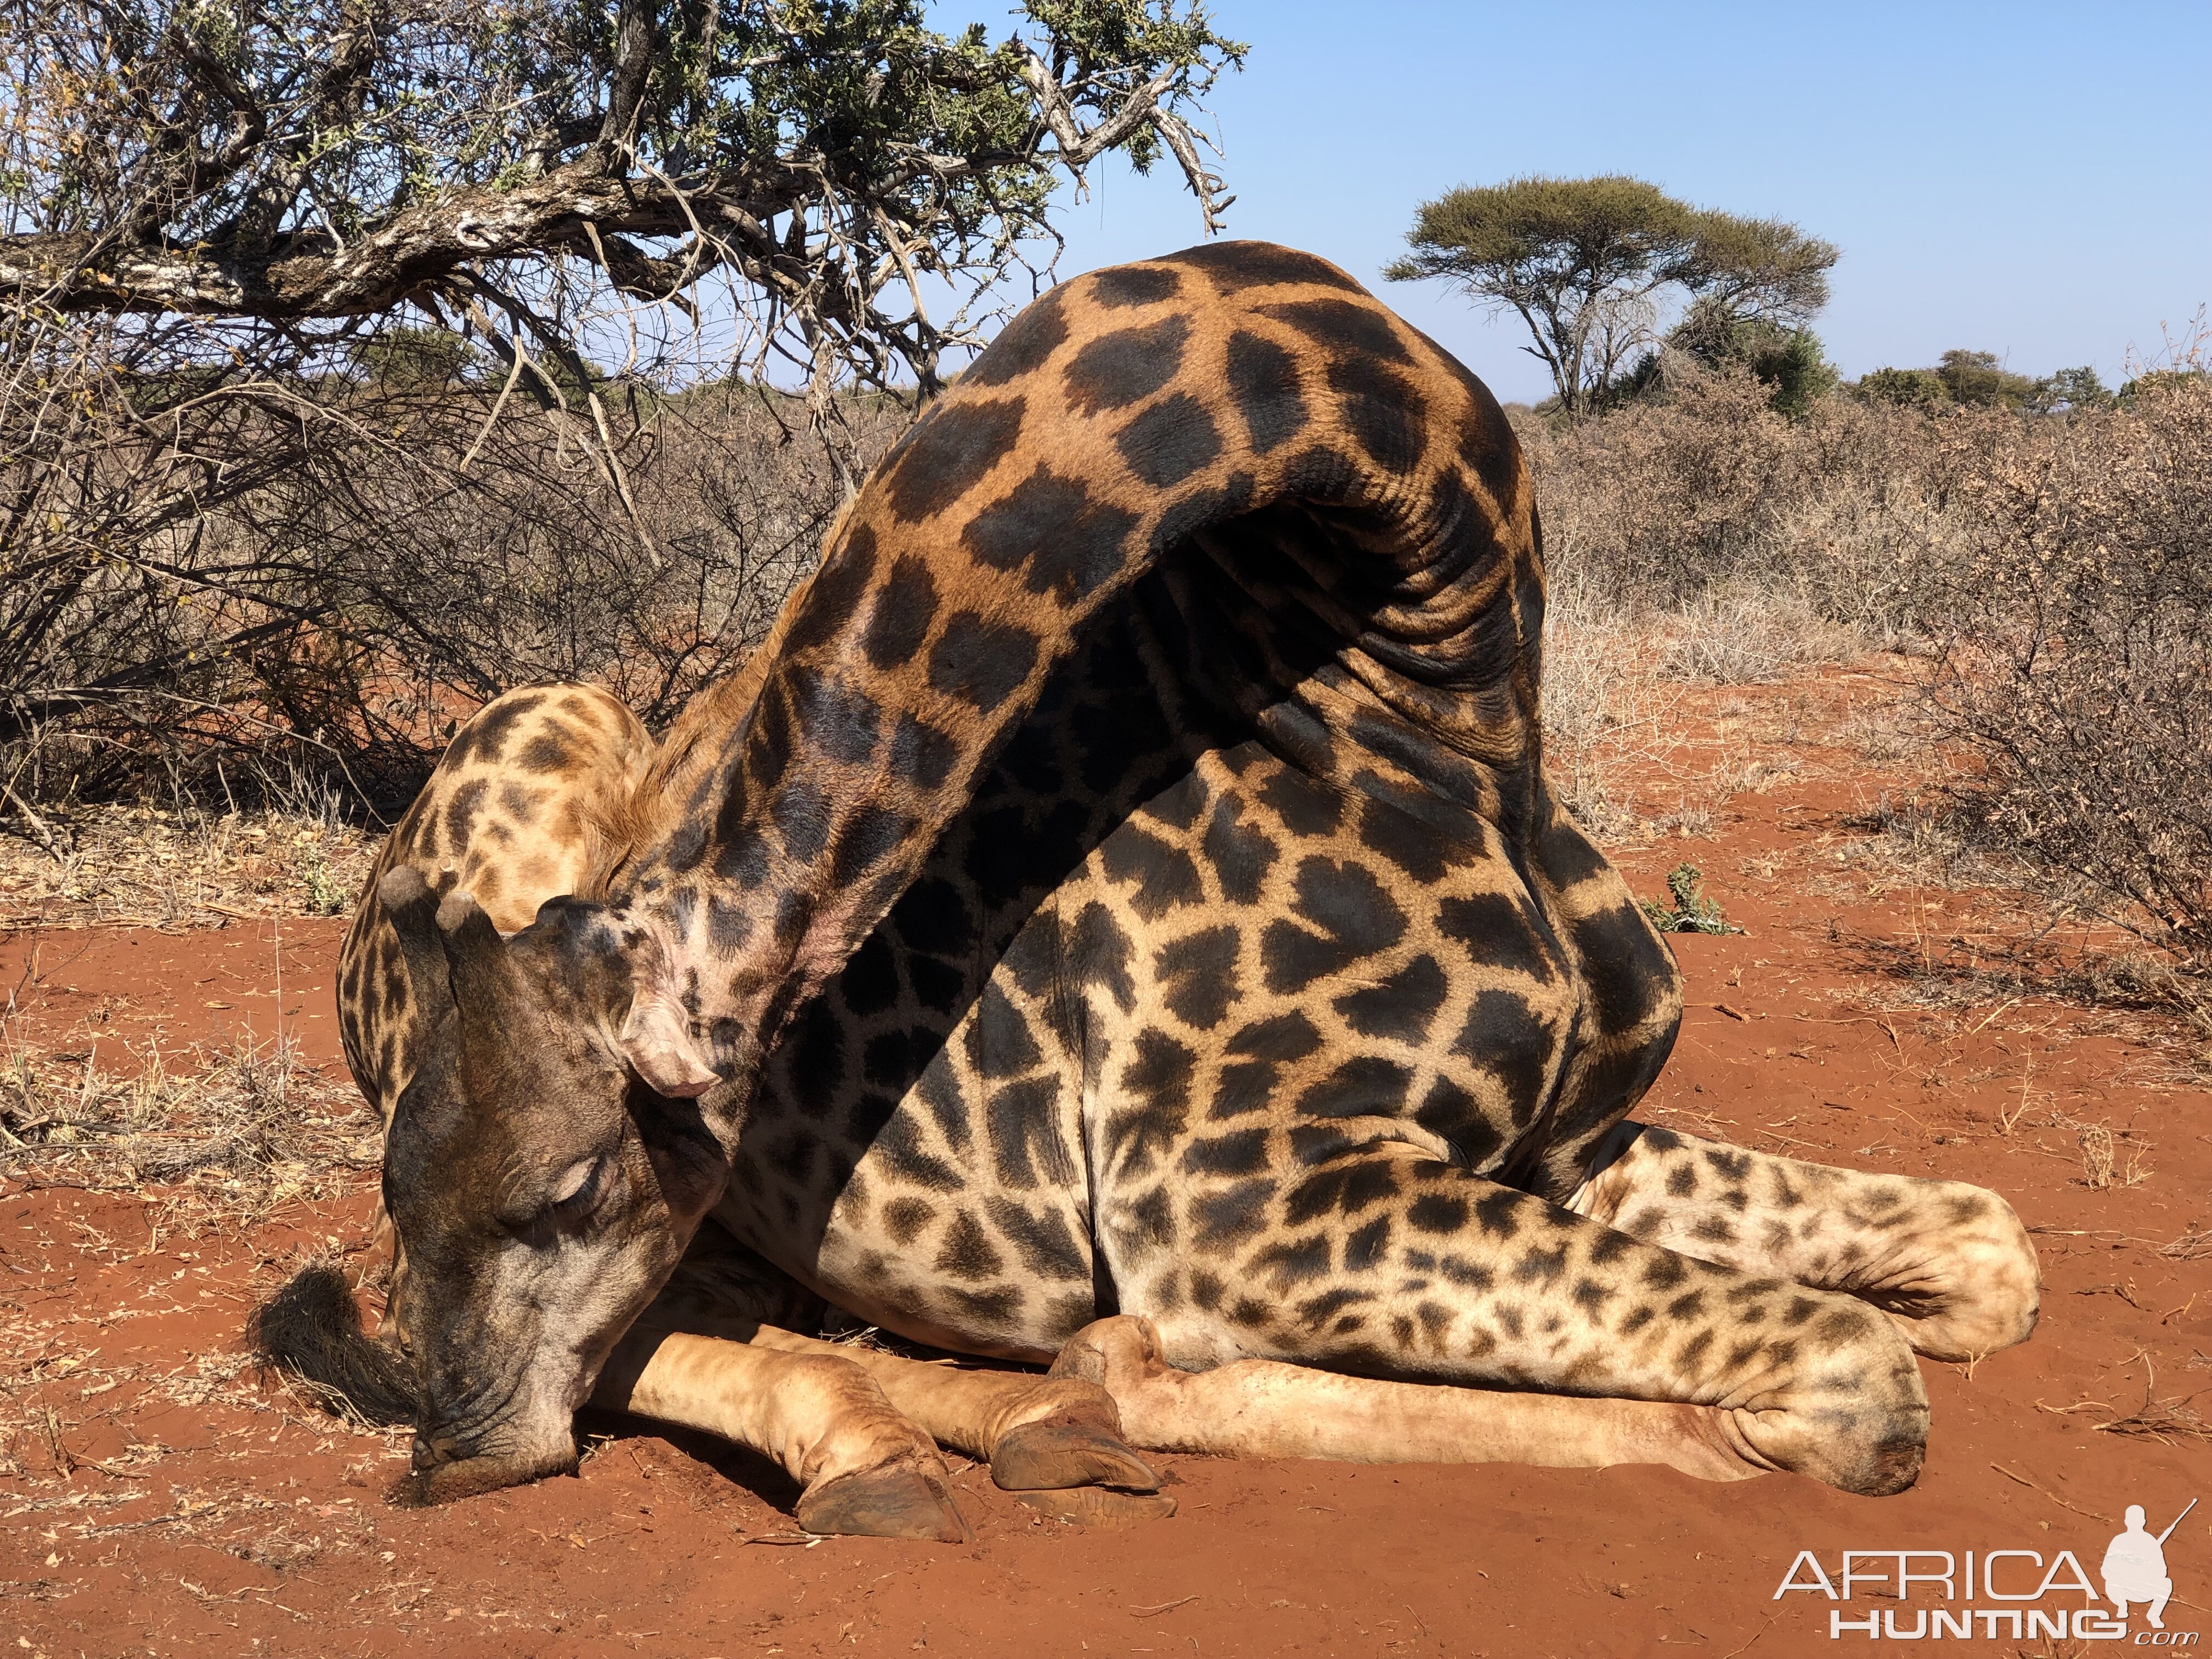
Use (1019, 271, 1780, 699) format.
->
(1773, 1492, 2200, 1642)
(2107, 1500, 2194, 1631)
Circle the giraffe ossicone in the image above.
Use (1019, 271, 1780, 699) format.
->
(269, 241, 2041, 1533)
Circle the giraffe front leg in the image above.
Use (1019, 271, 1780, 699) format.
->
(592, 1329, 974, 1542)
(729, 1327, 1177, 1527)
(371, 1205, 977, 1536)
(1567, 1123, 2041, 1362)
(644, 1226, 1172, 1525)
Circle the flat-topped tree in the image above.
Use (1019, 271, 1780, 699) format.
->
(0, 0, 1243, 394)
(1386, 175, 1836, 419)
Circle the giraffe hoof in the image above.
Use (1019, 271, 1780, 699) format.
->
(797, 1464, 974, 1543)
(1015, 1486, 1178, 1528)
(991, 1418, 1162, 1494)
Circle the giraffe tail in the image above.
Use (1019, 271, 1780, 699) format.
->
(249, 1260, 420, 1428)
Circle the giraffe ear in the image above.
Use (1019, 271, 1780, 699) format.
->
(618, 988, 720, 1099)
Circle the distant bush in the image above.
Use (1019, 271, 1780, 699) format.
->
(1859, 352, 2076, 413)
(1857, 366, 1951, 408)
(1934, 348, 2038, 409)
(1615, 307, 1839, 419)
(356, 327, 475, 389)
(1921, 374, 2212, 972)
(2118, 366, 2211, 405)
(1750, 328, 1842, 417)
(2028, 365, 2113, 414)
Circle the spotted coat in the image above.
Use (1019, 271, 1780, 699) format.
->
(345, 242, 2041, 1500)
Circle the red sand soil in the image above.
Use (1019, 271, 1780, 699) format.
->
(4, 667, 2209, 1658)
(3, 918, 352, 1065)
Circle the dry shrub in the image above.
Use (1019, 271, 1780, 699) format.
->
(1, 304, 905, 817)
(2074, 1122, 2116, 1189)
(1520, 368, 1988, 651)
(1527, 368, 1971, 827)
(1920, 375, 2212, 977)
(1528, 365, 2212, 1020)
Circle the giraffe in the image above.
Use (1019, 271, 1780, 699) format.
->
(270, 240, 2041, 1534)
(312, 677, 1172, 1533)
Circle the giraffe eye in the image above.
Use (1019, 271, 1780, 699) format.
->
(547, 1152, 613, 1221)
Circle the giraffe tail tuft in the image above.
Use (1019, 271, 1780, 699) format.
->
(249, 1261, 420, 1428)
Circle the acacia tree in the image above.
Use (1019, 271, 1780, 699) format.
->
(0, 0, 1243, 808)
(1385, 175, 1836, 419)
(1, 0, 1242, 396)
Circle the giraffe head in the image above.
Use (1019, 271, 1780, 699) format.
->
(373, 866, 727, 1503)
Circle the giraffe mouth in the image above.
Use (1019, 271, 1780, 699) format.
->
(386, 1443, 580, 1508)
(252, 1263, 590, 1506)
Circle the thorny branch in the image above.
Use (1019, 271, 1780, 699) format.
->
(2, 0, 1245, 400)
(0, 0, 1242, 805)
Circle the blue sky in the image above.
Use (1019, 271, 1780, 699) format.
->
(977, 1, 2212, 404)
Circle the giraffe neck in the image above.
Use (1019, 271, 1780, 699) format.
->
(610, 242, 1542, 1087)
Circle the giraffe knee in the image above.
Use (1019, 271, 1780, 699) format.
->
(1875, 1183, 2041, 1362)
(1949, 1184, 2040, 1353)
(1048, 1314, 1177, 1389)
(1812, 1310, 1929, 1496)
(1728, 1302, 1928, 1497)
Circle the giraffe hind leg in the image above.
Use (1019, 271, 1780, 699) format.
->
(1049, 1314, 1780, 1483)
(1131, 1146, 1927, 1496)
(1566, 1121, 2040, 1362)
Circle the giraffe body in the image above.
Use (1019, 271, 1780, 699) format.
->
(311, 242, 2039, 1514)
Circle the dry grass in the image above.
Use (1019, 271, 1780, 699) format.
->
(2092, 1369, 2212, 1445)
(1541, 594, 1872, 843)
(1540, 613, 1686, 836)
(0, 800, 376, 929)
(1526, 374, 1932, 833)
(0, 952, 398, 1564)
(2074, 1121, 2116, 1188)
(1832, 702, 1922, 763)
(1651, 588, 1868, 686)
(0, 1001, 395, 1539)
(0, 1022, 377, 1215)
(0, 1326, 400, 1564)
(2163, 1227, 2212, 1262)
